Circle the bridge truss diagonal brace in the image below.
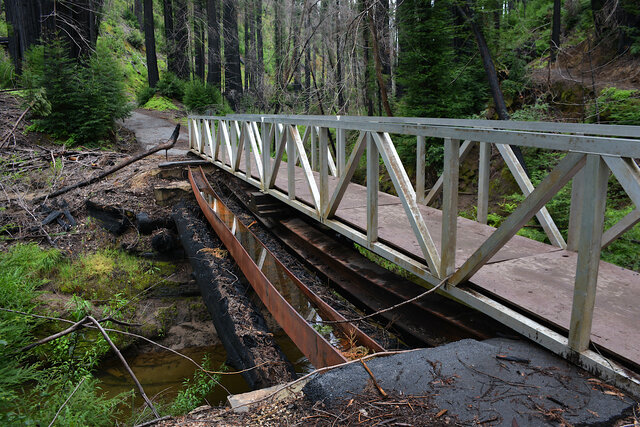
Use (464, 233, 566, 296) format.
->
(494, 143, 566, 248)
(600, 156, 640, 248)
(451, 152, 587, 286)
(267, 124, 288, 189)
(245, 122, 264, 182)
(203, 120, 216, 159)
(324, 132, 367, 219)
(288, 125, 321, 213)
(372, 132, 442, 278)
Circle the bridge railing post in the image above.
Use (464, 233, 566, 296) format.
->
(441, 137, 460, 277)
(477, 142, 491, 224)
(319, 127, 329, 217)
(416, 136, 425, 204)
(568, 154, 609, 352)
(337, 128, 346, 177)
(367, 132, 379, 244)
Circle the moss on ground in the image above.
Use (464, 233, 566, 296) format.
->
(143, 94, 179, 111)
(54, 248, 176, 300)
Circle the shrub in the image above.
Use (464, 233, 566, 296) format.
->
(0, 50, 15, 89)
(22, 40, 131, 145)
(183, 80, 231, 114)
(137, 85, 157, 106)
(126, 30, 145, 50)
(157, 72, 185, 100)
(588, 87, 640, 125)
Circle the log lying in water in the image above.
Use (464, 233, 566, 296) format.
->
(172, 200, 296, 389)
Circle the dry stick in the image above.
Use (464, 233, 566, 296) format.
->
(1, 103, 33, 149)
(319, 275, 450, 325)
(360, 359, 388, 398)
(85, 316, 160, 418)
(48, 377, 86, 427)
(35, 124, 180, 203)
(20, 316, 92, 352)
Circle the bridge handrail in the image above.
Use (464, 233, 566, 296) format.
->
(189, 114, 640, 158)
(192, 113, 640, 139)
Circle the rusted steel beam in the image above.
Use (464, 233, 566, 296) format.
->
(188, 167, 383, 368)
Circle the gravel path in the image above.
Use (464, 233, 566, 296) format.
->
(122, 109, 190, 156)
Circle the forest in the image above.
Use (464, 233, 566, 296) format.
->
(1, 0, 640, 425)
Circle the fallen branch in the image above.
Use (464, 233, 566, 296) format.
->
(7, 308, 159, 418)
(0, 103, 32, 149)
(86, 316, 160, 418)
(48, 377, 86, 427)
(35, 124, 180, 203)
(360, 359, 388, 398)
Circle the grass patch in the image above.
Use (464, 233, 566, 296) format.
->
(54, 248, 176, 300)
(143, 94, 179, 111)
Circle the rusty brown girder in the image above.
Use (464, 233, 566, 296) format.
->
(188, 167, 383, 368)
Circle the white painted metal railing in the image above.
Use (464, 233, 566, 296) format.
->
(188, 113, 640, 394)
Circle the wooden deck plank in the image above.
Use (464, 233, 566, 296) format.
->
(474, 250, 640, 366)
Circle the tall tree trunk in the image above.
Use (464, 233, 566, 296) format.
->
(206, 0, 221, 87)
(173, 0, 190, 79)
(195, 0, 206, 80)
(163, 0, 178, 75)
(368, 5, 393, 116)
(291, 0, 301, 91)
(248, 0, 256, 92)
(134, 0, 144, 28)
(255, 0, 264, 102)
(223, 0, 242, 105)
(144, 0, 159, 87)
(244, 1, 250, 91)
(360, 0, 373, 115)
(336, 0, 344, 113)
(459, 1, 528, 173)
(304, 12, 311, 112)
(550, 0, 561, 62)
(459, 3, 508, 120)
(274, 0, 284, 88)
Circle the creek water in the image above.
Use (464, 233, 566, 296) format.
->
(96, 330, 312, 418)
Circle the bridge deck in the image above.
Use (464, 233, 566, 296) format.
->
(234, 155, 640, 368)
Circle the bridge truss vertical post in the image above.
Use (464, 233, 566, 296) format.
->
(442, 138, 460, 277)
(416, 135, 425, 204)
(337, 128, 346, 176)
(367, 132, 379, 244)
(287, 125, 296, 200)
(477, 142, 490, 224)
(320, 127, 329, 217)
(569, 154, 609, 352)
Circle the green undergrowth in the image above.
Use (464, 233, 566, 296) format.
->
(54, 248, 176, 301)
(0, 244, 131, 425)
(0, 243, 211, 424)
(143, 94, 179, 111)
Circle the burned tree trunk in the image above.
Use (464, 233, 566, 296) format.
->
(206, 0, 221, 87)
(4, 0, 102, 71)
(144, 0, 159, 87)
(223, 0, 242, 105)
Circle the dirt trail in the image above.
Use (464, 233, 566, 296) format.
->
(122, 109, 190, 155)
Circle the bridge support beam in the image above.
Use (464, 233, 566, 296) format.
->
(569, 154, 609, 352)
